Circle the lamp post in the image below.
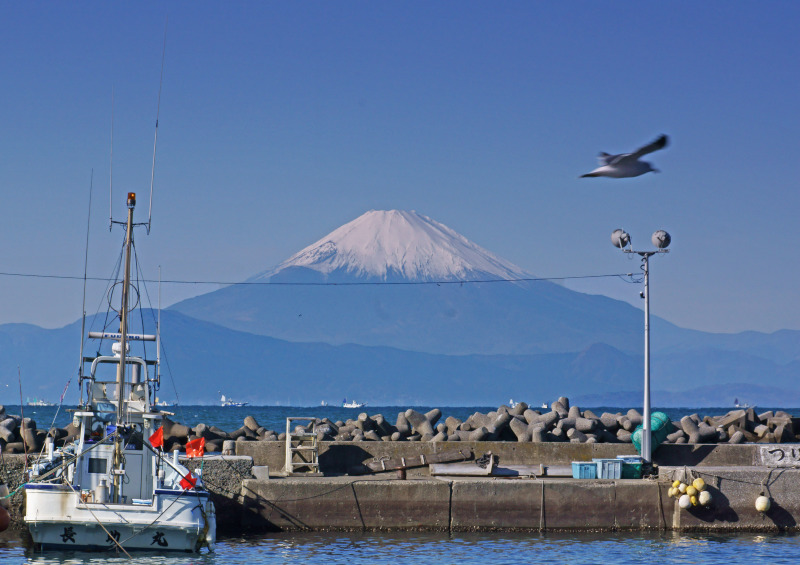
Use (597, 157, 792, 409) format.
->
(611, 229, 671, 464)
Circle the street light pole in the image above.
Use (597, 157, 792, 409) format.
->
(611, 229, 670, 465)
(639, 251, 653, 464)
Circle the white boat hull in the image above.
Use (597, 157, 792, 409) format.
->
(25, 484, 215, 552)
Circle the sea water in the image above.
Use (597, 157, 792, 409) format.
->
(2, 530, 800, 564)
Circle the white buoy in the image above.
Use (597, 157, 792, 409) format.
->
(46, 437, 54, 460)
(756, 495, 771, 513)
(699, 490, 712, 506)
(679, 494, 692, 509)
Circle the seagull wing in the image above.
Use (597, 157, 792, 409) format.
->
(597, 152, 617, 165)
(629, 134, 668, 159)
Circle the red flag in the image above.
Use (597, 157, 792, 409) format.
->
(179, 472, 197, 490)
(185, 437, 205, 458)
(149, 426, 164, 449)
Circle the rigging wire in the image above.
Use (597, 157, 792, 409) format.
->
(96, 244, 126, 342)
(134, 248, 186, 422)
(132, 241, 149, 366)
(81, 232, 126, 405)
(0, 270, 639, 287)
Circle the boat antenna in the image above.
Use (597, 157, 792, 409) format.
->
(157, 265, 161, 386)
(78, 170, 94, 405)
(109, 86, 114, 231)
(147, 17, 167, 234)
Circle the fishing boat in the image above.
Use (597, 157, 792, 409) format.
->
(342, 398, 366, 409)
(26, 397, 56, 407)
(220, 393, 248, 407)
(23, 193, 215, 552)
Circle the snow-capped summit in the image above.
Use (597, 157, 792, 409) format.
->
(252, 210, 530, 282)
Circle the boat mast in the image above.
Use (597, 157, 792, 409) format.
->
(113, 192, 136, 503)
(115, 192, 136, 418)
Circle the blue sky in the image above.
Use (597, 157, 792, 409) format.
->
(0, 2, 798, 334)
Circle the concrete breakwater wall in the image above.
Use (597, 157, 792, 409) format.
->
(199, 444, 800, 533)
(5, 445, 800, 534)
(239, 469, 800, 533)
(3, 399, 796, 455)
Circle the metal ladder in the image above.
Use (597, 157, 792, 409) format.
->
(283, 417, 322, 476)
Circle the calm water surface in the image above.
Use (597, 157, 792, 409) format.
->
(6, 405, 793, 433)
(1, 530, 799, 564)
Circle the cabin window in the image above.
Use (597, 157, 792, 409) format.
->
(88, 458, 107, 474)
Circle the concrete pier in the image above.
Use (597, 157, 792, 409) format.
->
(237, 470, 799, 533)
(228, 441, 800, 533)
(5, 443, 800, 534)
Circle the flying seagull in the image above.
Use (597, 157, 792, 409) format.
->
(580, 134, 669, 178)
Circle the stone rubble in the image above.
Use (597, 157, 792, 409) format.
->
(1, 401, 796, 454)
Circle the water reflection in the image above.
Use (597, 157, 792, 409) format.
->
(3, 530, 800, 565)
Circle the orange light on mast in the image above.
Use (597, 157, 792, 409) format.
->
(127, 192, 136, 208)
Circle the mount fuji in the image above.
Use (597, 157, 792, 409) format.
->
(171, 209, 671, 355)
(250, 210, 529, 283)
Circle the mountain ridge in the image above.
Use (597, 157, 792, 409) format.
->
(1, 310, 797, 406)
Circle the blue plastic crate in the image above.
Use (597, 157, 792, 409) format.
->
(593, 458, 623, 479)
(572, 461, 597, 479)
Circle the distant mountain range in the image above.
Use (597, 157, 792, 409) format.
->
(2, 310, 797, 407)
(2, 210, 798, 407)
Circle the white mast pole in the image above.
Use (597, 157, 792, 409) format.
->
(113, 192, 136, 503)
